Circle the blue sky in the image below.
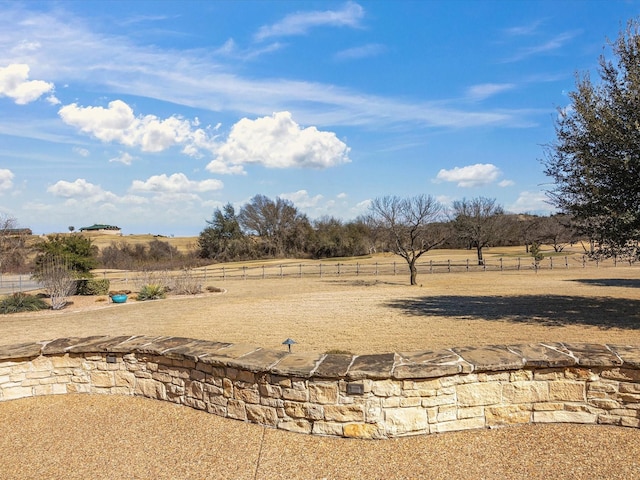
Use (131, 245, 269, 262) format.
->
(0, 1, 638, 236)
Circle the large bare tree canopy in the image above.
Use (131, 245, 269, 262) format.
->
(543, 19, 640, 259)
(452, 197, 505, 265)
(369, 195, 448, 285)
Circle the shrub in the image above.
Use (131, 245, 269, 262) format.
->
(75, 278, 110, 296)
(324, 349, 353, 355)
(32, 255, 76, 310)
(170, 269, 202, 295)
(136, 284, 166, 301)
(0, 292, 49, 314)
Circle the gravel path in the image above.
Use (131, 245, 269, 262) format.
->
(0, 395, 639, 479)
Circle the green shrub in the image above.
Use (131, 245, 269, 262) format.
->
(0, 293, 49, 314)
(75, 278, 110, 296)
(136, 284, 166, 301)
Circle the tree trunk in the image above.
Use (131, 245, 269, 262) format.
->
(476, 246, 484, 266)
(409, 260, 418, 285)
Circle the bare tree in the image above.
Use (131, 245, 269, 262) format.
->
(452, 197, 505, 265)
(33, 256, 76, 310)
(369, 195, 448, 285)
(0, 214, 29, 273)
(538, 214, 576, 252)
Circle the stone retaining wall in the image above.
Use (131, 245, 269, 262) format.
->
(1, 336, 640, 439)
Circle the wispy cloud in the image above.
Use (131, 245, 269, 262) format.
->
(504, 20, 545, 37)
(0, 5, 533, 137)
(334, 43, 386, 61)
(466, 83, 515, 101)
(254, 1, 364, 41)
(503, 31, 579, 62)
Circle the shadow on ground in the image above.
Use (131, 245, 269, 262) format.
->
(571, 278, 640, 289)
(385, 294, 640, 329)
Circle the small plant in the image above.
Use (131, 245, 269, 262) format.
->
(324, 348, 353, 355)
(530, 242, 544, 270)
(0, 292, 49, 314)
(136, 283, 166, 301)
(170, 268, 202, 295)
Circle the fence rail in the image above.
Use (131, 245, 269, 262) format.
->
(0, 274, 41, 295)
(2, 255, 636, 295)
(96, 254, 637, 289)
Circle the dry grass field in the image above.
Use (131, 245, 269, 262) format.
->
(3, 246, 640, 353)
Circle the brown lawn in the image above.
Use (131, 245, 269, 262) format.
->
(3, 247, 640, 353)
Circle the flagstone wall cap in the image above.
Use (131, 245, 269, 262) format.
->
(3, 337, 638, 380)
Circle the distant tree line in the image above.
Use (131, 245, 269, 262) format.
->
(0, 198, 580, 280)
(197, 195, 373, 262)
(196, 194, 580, 271)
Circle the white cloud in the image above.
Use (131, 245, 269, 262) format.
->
(205, 159, 247, 175)
(280, 190, 323, 209)
(466, 83, 515, 101)
(47, 178, 117, 203)
(0, 169, 14, 192)
(72, 146, 89, 157)
(209, 112, 350, 173)
(498, 179, 515, 187)
(58, 100, 219, 156)
(0, 64, 54, 104)
(351, 199, 372, 216)
(109, 152, 135, 165)
(335, 43, 386, 61)
(508, 190, 555, 214)
(435, 163, 503, 188)
(254, 2, 364, 41)
(130, 173, 223, 194)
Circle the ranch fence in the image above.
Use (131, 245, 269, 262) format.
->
(2, 255, 637, 294)
(0, 274, 41, 295)
(99, 254, 638, 290)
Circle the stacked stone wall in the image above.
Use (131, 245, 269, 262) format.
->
(1, 336, 640, 439)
